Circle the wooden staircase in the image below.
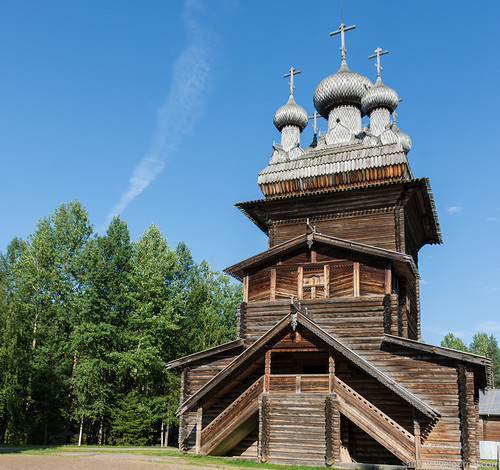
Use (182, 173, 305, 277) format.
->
(334, 376, 415, 464)
(200, 376, 264, 455)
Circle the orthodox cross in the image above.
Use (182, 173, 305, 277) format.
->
(309, 111, 319, 135)
(283, 67, 301, 96)
(330, 23, 356, 61)
(368, 47, 389, 78)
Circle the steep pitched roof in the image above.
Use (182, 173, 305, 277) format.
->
(165, 339, 244, 370)
(177, 305, 439, 419)
(224, 230, 418, 281)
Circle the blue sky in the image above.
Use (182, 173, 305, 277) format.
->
(0, 0, 499, 346)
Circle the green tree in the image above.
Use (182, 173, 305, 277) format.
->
(469, 333, 500, 387)
(441, 333, 468, 352)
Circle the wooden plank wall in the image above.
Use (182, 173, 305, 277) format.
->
(272, 211, 397, 251)
(482, 417, 500, 441)
(352, 344, 465, 465)
(266, 396, 327, 465)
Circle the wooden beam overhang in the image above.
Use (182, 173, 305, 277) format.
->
(383, 334, 492, 388)
(176, 304, 439, 420)
(224, 230, 418, 281)
(165, 339, 244, 370)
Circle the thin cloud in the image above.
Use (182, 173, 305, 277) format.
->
(104, 0, 212, 228)
(476, 321, 500, 333)
(486, 217, 497, 222)
(447, 206, 462, 214)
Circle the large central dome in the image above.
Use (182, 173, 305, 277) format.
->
(313, 60, 372, 118)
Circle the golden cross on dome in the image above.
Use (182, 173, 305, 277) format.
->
(330, 23, 356, 61)
(368, 47, 389, 78)
(283, 67, 301, 96)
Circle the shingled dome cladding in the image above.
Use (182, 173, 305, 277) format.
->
(313, 61, 373, 118)
(361, 77, 399, 115)
(273, 95, 308, 132)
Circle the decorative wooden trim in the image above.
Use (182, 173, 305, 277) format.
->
(270, 268, 276, 301)
(196, 406, 203, 454)
(324, 264, 330, 298)
(243, 275, 249, 303)
(298, 266, 303, 300)
(296, 375, 301, 393)
(353, 262, 360, 297)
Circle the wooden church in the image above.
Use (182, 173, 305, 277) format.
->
(166, 23, 492, 468)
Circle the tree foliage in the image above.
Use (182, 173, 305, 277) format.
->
(0, 202, 242, 445)
(441, 332, 500, 387)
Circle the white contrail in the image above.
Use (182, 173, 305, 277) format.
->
(104, 0, 211, 228)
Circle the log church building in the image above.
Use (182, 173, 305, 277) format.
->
(166, 22, 492, 468)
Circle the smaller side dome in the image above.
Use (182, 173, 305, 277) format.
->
(393, 124, 412, 152)
(361, 77, 399, 115)
(273, 95, 308, 132)
(313, 61, 373, 118)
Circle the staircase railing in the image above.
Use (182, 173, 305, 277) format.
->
(200, 375, 264, 455)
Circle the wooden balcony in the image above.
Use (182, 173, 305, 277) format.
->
(268, 374, 330, 394)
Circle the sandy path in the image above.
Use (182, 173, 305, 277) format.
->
(0, 452, 248, 470)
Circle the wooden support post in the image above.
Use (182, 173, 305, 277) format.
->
(259, 394, 270, 462)
(196, 406, 203, 454)
(270, 268, 276, 302)
(413, 408, 422, 468)
(324, 264, 330, 298)
(311, 248, 317, 263)
(243, 274, 249, 303)
(296, 375, 301, 394)
(326, 394, 341, 466)
(264, 350, 271, 392)
(298, 267, 303, 300)
(353, 262, 360, 297)
(329, 351, 335, 394)
(385, 265, 392, 294)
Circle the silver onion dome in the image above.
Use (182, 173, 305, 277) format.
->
(273, 95, 308, 132)
(361, 77, 399, 115)
(393, 124, 412, 152)
(313, 61, 373, 118)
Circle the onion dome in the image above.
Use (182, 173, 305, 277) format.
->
(361, 77, 399, 115)
(273, 95, 308, 132)
(313, 61, 373, 118)
(393, 124, 412, 152)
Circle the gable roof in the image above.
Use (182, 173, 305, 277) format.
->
(177, 304, 439, 419)
(165, 339, 244, 370)
(224, 230, 418, 281)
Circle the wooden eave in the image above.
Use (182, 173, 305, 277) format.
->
(165, 339, 244, 370)
(177, 309, 439, 419)
(383, 334, 492, 388)
(224, 231, 418, 281)
(235, 178, 442, 245)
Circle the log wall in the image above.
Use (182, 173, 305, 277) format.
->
(481, 416, 500, 441)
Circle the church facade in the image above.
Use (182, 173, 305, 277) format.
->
(166, 23, 491, 468)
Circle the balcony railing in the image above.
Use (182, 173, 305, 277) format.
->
(268, 374, 330, 394)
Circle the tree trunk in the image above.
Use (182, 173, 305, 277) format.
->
(98, 417, 103, 446)
(160, 419, 164, 447)
(78, 416, 84, 446)
(165, 416, 169, 447)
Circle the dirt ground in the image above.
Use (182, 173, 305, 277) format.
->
(0, 451, 253, 470)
